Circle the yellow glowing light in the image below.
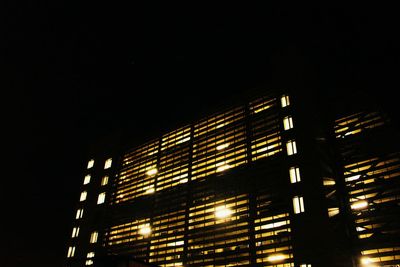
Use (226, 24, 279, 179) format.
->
(145, 187, 155, 194)
(351, 200, 368, 210)
(215, 206, 232, 219)
(216, 164, 232, 172)
(176, 137, 191, 144)
(138, 225, 151, 236)
(267, 254, 286, 262)
(360, 257, 374, 266)
(167, 240, 184, 247)
(216, 143, 230, 150)
(254, 105, 271, 114)
(146, 168, 158, 176)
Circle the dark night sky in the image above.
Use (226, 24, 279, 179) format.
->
(4, 3, 398, 267)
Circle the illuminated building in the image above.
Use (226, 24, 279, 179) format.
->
(66, 89, 400, 267)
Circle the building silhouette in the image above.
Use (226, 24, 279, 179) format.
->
(65, 88, 400, 267)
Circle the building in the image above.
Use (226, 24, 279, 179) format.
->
(65, 88, 400, 267)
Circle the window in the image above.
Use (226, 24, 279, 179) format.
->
(71, 227, 80, 238)
(289, 166, 301, 183)
(76, 209, 84, 219)
(286, 140, 297, 155)
(80, 191, 87, 202)
(97, 193, 106, 204)
(351, 200, 368, 210)
(138, 224, 152, 236)
(293, 196, 305, 214)
(67, 246, 75, 258)
(83, 175, 91, 185)
(281, 95, 290, 107)
(87, 159, 94, 169)
(86, 252, 95, 265)
(101, 176, 109, 186)
(146, 168, 158, 176)
(104, 158, 112, 169)
(283, 116, 294, 130)
(300, 264, 312, 267)
(90, 231, 98, 243)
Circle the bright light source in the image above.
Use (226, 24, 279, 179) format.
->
(215, 206, 232, 219)
(146, 168, 158, 176)
(138, 225, 151, 236)
(145, 187, 155, 194)
(216, 143, 230, 150)
(267, 254, 286, 262)
(351, 200, 368, 210)
(360, 257, 374, 266)
(167, 240, 184, 246)
(216, 164, 231, 172)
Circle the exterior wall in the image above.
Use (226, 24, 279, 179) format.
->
(65, 89, 400, 267)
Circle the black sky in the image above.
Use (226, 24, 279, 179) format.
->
(4, 3, 399, 267)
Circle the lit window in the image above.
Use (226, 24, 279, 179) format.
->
(104, 158, 112, 169)
(267, 254, 288, 262)
(215, 206, 233, 219)
(67, 246, 75, 258)
(216, 164, 232, 173)
(289, 166, 301, 183)
(328, 207, 340, 217)
(76, 209, 84, 219)
(300, 264, 312, 267)
(281, 95, 290, 107)
(72, 227, 80, 238)
(168, 240, 184, 247)
(90, 231, 98, 243)
(138, 224, 152, 236)
(351, 200, 368, 210)
(293, 196, 305, 214)
(360, 257, 372, 265)
(216, 143, 230, 150)
(146, 168, 158, 176)
(101, 176, 109, 186)
(144, 185, 155, 194)
(97, 193, 106, 204)
(87, 159, 94, 169)
(87, 252, 95, 258)
(283, 116, 294, 130)
(83, 175, 91, 185)
(80, 191, 87, 202)
(85, 260, 93, 266)
(286, 140, 297, 155)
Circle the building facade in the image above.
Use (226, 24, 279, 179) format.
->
(66, 89, 400, 267)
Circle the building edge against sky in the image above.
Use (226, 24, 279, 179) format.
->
(65, 87, 400, 267)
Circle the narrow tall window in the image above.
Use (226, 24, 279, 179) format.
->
(72, 227, 80, 238)
(87, 159, 94, 169)
(83, 175, 91, 185)
(293, 196, 305, 214)
(104, 158, 112, 169)
(76, 208, 84, 219)
(289, 166, 301, 183)
(101, 176, 109, 186)
(67, 246, 75, 258)
(283, 116, 294, 130)
(281, 95, 290, 107)
(80, 191, 87, 202)
(90, 231, 98, 243)
(286, 140, 297, 155)
(97, 193, 106, 204)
